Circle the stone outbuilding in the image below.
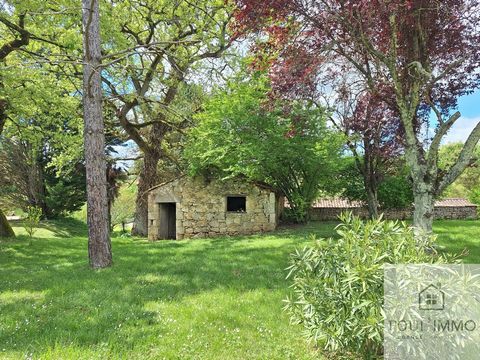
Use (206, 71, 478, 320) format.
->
(147, 176, 282, 240)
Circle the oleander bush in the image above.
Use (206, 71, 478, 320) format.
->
(284, 212, 452, 359)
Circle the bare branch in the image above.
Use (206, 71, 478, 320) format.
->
(437, 119, 480, 194)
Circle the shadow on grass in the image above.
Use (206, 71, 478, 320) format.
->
(3, 219, 477, 356)
(10, 217, 88, 239)
(0, 222, 339, 355)
(38, 217, 89, 237)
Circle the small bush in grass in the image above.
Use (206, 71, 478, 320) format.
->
(23, 206, 42, 244)
(284, 212, 453, 359)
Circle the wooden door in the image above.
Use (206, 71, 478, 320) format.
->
(159, 203, 176, 239)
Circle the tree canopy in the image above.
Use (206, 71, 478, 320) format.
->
(185, 74, 344, 222)
(234, 0, 480, 232)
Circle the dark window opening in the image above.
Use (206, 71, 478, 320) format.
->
(227, 196, 246, 212)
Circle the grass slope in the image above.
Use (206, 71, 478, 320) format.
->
(0, 219, 478, 359)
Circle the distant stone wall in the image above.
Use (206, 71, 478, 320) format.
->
(148, 177, 278, 240)
(434, 206, 478, 220)
(309, 206, 478, 221)
(309, 207, 369, 221)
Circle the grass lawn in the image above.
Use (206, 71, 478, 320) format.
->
(434, 220, 480, 263)
(0, 218, 479, 359)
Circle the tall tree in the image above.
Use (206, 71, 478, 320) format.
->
(0, 5, 32, 237)
(0, 0, 81, 237)
(331, 88, 403, 218)
(100, 0, 235, 236)
(234, 0, 480, 232)
(82, 0, 112, 268)
(185, 75, 343, 222)
(0, 136, 86, 218)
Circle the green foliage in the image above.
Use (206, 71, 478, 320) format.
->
(284, 213, 452, 358)
(111, 184, 136, 232)
(0, 137, 86, 218)
(45, 176, 87, 218)
(469, 187, 480, 206)
(377, 173, 413, 209)
(98, 0, 234, 171)
(23, 205, 42, 243)
(185, 74, 344, 222)
(339, 157, 413, 209)
(0, 1, 85, 218)
(71, 204, 87, 224)
(439, 143, 480, 203)
(336, 157, 366, 199)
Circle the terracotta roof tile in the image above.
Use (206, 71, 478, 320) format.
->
(307, 197, 477, 208)
(311, 198, 363, 208)
(433, 198, 477, 207)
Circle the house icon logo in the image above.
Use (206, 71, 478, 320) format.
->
(419, 283, 445, 310)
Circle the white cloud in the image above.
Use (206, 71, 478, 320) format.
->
(441, 116, 480, 144)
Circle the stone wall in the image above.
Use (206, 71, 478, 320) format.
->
(434, 206, 478, 220)
(148, 177, 279, 240)
(309, 206, 478, 221)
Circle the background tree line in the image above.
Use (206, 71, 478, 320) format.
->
(1, 0, 480, 244)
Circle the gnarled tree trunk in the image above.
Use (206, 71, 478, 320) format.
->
(0, 209, 15, 238)
(132, 121, 172, 237)
(407, 145, 437, 234)
(132, 150, 160, 237)
(413, 190, 434, 234)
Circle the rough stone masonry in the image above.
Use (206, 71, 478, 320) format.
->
(148, 176, 281, 240)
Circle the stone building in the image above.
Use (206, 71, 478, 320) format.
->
(147, 176, 282, 240)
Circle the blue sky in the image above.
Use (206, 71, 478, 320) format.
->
(444, 90, 480, 143)
(458, 90, 480, 118)
(113, 88, 480, 167)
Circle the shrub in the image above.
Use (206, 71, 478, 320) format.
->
(377, 174, 413, 210)
(23, 206, 42, 244)
(284, 213, 452, 359)
(468, 186, 480, 206)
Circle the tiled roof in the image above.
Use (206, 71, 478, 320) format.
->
(311, 198, 364, 208)
(434, 198, 477, 207)
(309, 197, 477, 208)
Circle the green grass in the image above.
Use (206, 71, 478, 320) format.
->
(0, 219, 337, 360)
(1, 219, 479, 359)
(434, 220, 480, 263)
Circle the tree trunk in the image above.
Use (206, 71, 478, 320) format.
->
(411, 162, 435, 233)
(132, 151, 160, 237)
(27, 146, 49, 218)
(0, 209, 15, 238)
(359, 142, 380, 219)
(0, 101, 14, 238)
(365, 186, 379, 219)
(82, 0, 112, 269)
(413, 189, 434, 234)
